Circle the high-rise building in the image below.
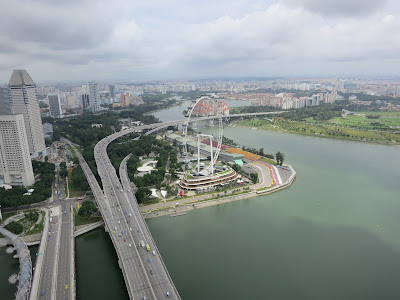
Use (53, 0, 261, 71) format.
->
(109, 85, 116, 98)
(48, 94, 62, 118)
(0, 114, 35, 186)
(66, 94, 76, 108)
(7, 70, 45, 154)
(0, 87, 10, 115)
(81, 85, 89, 94)
(311, 94, 321, 106)
(89, 82, 100, 112)
(82, 94, 90, 109)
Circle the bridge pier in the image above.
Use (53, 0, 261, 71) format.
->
(6, 246, 15, 253)
(8, 274, 18, 284)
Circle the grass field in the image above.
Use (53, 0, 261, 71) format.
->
(260, 157, 277, 165)
(25, 211, 46, 235)
(238, 116, 400, 145)
(304, 111, 400, 131)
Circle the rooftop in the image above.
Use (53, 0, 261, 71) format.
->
(9, 70, 35, 87)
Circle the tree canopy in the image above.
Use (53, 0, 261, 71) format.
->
(78, 200, 98, 217)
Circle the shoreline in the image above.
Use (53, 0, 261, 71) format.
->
(0, 162, 296, 246)
(142, 165, 296, 219)
(236, 122, 400, 147)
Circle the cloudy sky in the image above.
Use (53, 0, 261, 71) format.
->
(0, 0, 399, 83)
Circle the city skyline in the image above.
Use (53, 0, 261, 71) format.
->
(0, 0, 400, 83)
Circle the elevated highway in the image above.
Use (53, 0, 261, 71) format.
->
(66, 139, 180, 299)
(119, 154, 179, 299)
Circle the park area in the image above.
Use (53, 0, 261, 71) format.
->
(238, 112, 400, 145)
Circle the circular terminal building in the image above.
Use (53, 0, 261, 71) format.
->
(179, 164, 238, 190)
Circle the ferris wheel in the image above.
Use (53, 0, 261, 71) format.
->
(182, 96, 224, 175)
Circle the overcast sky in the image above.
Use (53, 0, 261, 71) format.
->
(0, 0, 399, 83)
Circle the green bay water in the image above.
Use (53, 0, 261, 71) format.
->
(149, 126, 400, 300)
(76, 123, 400, 299)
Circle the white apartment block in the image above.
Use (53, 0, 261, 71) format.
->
(0, 114, 35, 186)
(48, 94, 62, 118)
(8, 70, 45, 154)
(89, 82, 101, 112)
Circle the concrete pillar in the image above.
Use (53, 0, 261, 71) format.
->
(209, 136, 213, 175)
(197, 135, 200, 173)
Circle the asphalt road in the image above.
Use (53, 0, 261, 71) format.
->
(38, 213, 59, 299)
(66, 133, 181, 299)
(55, 203, 72, 300)
(94, 138, 180, 300)
(119, 154, 179, 299)
(37, 178, 72, 300)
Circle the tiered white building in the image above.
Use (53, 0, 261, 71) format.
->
(8, 70, 45, 154)
(0, 114, 34, 186)
(0, 70, 44, 187)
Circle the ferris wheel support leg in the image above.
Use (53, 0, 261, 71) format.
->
(197, 135, 201, 173)
(210, 136, 213, 175)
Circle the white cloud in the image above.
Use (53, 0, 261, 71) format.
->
(0, 0, 399, 82)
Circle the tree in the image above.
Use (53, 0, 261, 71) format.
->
(250, 173, 258, 183)
(59, 168, 68, 178)
(78, 200, 98, 217)
(276, 151, 285, 166)
(4, 221, 23, 235)
(136, 187, 151, 204)
(259, 148, 264, 156)
(60, 162, 67, 169)
(232, 163, 241, 172)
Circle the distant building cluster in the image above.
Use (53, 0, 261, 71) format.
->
(32, 78, 400, 115)
(218, 91, 337, 109)
(190, 99, 230, 117)
(112, 93, 144, 108)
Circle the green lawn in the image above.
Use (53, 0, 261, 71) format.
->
(238, 118, 400, 145)
(25, 211, 45, 235)
(304, 111, 400, 131)
(259, 157, 277, 165)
